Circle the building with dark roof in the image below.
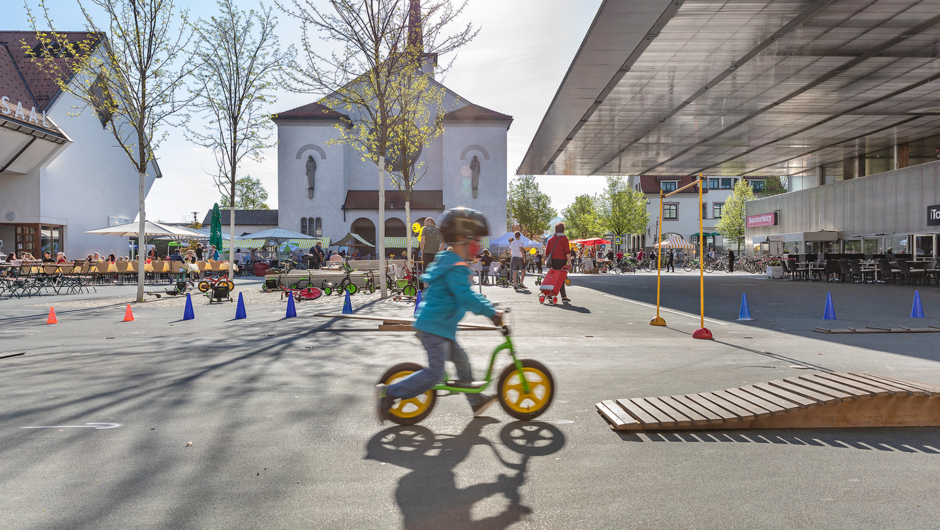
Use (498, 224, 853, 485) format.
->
(201, 209, 278, 236)
(272, 3, 512, 248)
(0, 31, 160, 258)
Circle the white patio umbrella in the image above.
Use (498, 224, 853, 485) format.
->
(85, 221, 204, 240)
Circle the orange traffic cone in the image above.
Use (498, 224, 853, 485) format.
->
(123, 304, 134, 322)
(46, 307, 58, 324)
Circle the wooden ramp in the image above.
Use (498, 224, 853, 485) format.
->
(597, 372, 940, 431)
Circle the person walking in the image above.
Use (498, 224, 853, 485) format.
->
(728, 249, 735, 273)
(535, 251, 543, 274)
(545, 223, 571, 302)
(479, 249, 493, 285)
(667, 249, 675, 272)
(510, 231, 526, 289)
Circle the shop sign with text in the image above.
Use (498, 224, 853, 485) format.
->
(746, 212, 777, 228)
(929, 204, 940, 226)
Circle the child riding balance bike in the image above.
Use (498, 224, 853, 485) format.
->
(375, 208, 555, 424)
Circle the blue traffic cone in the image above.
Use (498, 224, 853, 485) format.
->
(911, 290, 925, 318)
(414, 289, 422, 318)
(285, 294, 297, 318)
(235, 292, 247, 320)
(183, 293, 195, 321)
(737, 293, 752, 321)
(823, 292, 836, 320)
(342, 289, 352, 315)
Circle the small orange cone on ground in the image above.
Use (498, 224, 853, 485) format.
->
(46, 307, 58, 324)
(123, 304, 134, 322)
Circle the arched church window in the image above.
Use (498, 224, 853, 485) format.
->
(300, 218, 308, 235)
(315, 218, 322, 237)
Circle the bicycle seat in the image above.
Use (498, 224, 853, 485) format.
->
(444, 380, 488, 389)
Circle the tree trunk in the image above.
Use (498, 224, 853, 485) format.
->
(229, 176, 236, 281)
(378, 156, 387, 298)
(405, 199, 412, 274)
(136, 170, 146, 302)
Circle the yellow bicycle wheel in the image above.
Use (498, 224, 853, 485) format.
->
(226, 281, 235, 291)
(497, 359, 555, 420)
(378, 362, 436, 425)
(198, 281, 211, 292)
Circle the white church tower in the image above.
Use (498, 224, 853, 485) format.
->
(272, 3, 511, 252)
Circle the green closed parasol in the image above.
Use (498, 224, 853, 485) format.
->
(210, 203, 223, 251)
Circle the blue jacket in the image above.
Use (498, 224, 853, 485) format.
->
(414, 250, 496, 341)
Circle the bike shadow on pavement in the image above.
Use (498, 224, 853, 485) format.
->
(365, 419, 566, 529)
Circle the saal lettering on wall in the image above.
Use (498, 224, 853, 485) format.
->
(0, 96, 47, 128)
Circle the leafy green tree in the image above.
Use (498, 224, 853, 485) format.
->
(759, 176, 787, 197)
(716, 178, 755, 252)
(563, 194, 602, 239)
(188, 0, 290, 279)
(598, 176, 648, 244)
(27, 0, 196, 302)
(220, 176, 270, 210)
(508, 175, 556, 240)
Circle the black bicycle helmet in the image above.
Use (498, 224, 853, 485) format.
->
(438, 207, 489, 244)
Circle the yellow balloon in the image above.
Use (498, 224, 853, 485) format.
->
(412, 222, 421, 234)
(529, 248, 537, 255)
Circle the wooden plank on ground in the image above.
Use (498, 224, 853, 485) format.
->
(643, 397, 694, 427)
(616, 399, 662, 428)
(836, 373, 912, 396)
(737, 385, 804, 412)
(596, 400, 639, 430)
(680, 394, 740, 422)
(714, 390, 773, 418)
(769, 379, 840, 405)
(780, 377, 853, 401)
(666, 395, 725, 424)
(724, 387, 787, 415)
(699, 392, 759, 420)
(815, 373, 888, 397)
(751, 383, 818, 409)
(656, 396, 709, 425)
(631, 398, 678, 427)
(859, 374, 939, 395)
(797, 374, 877, 399)
(315, 313, 414, 322)
(846, 373, 928, 396)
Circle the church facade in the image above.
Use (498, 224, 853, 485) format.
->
(273, 86, 511, 251)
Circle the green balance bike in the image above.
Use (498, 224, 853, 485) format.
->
(377, 314, 555, 425)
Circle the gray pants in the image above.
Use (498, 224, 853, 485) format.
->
(386, 331, 484, 408)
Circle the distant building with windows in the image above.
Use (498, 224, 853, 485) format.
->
(0, 31, 160, 259)
(631, 175, 767, 253)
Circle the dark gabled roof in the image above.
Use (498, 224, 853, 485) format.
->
(0, 31, 102, 112)
(202, 209, 279, 226)
(271, 102, 349, 122)
(443, 103, 513, 123)
(342, 190, 444, 211)
(638, 175, 705, 195)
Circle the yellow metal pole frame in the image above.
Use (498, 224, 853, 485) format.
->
(650, 190, 666, 326)
(692, 173, 713, 339)
(650, 178, 699, 327)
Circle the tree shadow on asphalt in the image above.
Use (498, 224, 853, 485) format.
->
(365, 420, 565, 529)
(615, 428, 940, 453)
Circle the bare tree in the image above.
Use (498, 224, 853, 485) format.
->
(275, 0, 476, 297)
(188, 0, 291, 280)
(27, 0, 196, 302)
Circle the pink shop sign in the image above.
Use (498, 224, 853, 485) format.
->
(747, 213, 776, 228)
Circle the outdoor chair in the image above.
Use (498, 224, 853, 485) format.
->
(151, 260, 168, 283)
(895, 260, 924, 286)
(877, 260, 897, 284)
(114, 261, 130, 284)
(848, 260, 873, 284)
(838, 260, 856, 283)
(128, 261, 140, 283)
(925, 260, 940, 287)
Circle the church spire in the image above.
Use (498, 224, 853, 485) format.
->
(407, 0, 423, 52)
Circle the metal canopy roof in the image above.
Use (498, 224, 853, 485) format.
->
(519, 0, 940, 178)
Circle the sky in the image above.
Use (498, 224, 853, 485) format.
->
(14, 0, 607, 223)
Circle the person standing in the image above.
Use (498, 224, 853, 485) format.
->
(535, 250, 543, 274)
(420, 218, 444, 272)
(479, 249, 493, 285)
(510, 231, 526, 289)
(667, 249, 675, 272)
(728, 249, 735, 273)
(545, 222, 571, 302)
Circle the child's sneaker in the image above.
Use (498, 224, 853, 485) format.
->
(375, 384, 394, 424)
(471, 394, 498, 417)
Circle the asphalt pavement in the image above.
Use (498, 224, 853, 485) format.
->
(1, 271, 939, 529)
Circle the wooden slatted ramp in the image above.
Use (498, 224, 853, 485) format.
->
(597, 372, 940, 431)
